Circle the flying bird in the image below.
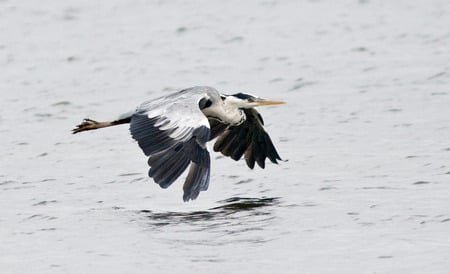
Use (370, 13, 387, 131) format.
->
(73, 86, 284, 201)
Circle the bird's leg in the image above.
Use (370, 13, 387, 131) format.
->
(72, 118, 112, 134)
(72, 115, 132, 134)
(72, 116, 132, 134)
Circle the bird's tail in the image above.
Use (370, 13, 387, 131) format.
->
(72, 117, 131, 134)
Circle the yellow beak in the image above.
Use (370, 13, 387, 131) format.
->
(253, 99, 286, 106)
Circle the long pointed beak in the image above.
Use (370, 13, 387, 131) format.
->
(253, 98, 286, 106)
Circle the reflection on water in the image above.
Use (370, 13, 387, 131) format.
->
(136, 197, 280, 244)
(211, 197, 279, 210)
(139, 197, 279, 226)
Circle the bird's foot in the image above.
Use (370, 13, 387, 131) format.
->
(72, 118, 101, 134)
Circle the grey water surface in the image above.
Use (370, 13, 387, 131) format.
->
(1, 0, 450, 273)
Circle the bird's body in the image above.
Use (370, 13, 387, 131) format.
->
(73, 86, 284, 201)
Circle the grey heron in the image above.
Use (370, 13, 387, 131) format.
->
(73, 86, 284, 201)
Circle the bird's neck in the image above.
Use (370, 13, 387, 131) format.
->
(202, 102, 246, 126)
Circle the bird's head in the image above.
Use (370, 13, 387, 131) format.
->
(225, 93, 285, 109)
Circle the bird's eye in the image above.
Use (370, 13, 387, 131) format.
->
(198, 98, 213, 109)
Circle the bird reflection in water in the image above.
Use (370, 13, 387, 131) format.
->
(139, 197, 280, 228)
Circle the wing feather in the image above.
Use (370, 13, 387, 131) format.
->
(147, 144, 191, 188)
(212, 108, 281, 169)
(182, 139, 211, 201)
(209, 119, 229, 140)
(129, 87, 216, 201)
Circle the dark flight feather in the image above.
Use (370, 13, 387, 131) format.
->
(211, 108, 281, 169)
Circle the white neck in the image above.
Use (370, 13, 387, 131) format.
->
(202, 98, 246, 125)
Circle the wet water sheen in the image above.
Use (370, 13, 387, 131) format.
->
(1, 0, 450, 273)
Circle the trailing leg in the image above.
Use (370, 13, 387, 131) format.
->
(72, 117, 131, 134)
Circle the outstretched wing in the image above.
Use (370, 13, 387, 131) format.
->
(211, 108, 281, 169)
(129, 87, 214, 201)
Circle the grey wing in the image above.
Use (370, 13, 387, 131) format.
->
(129, 89, 212, 201)
(212, 108, 281, 169)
